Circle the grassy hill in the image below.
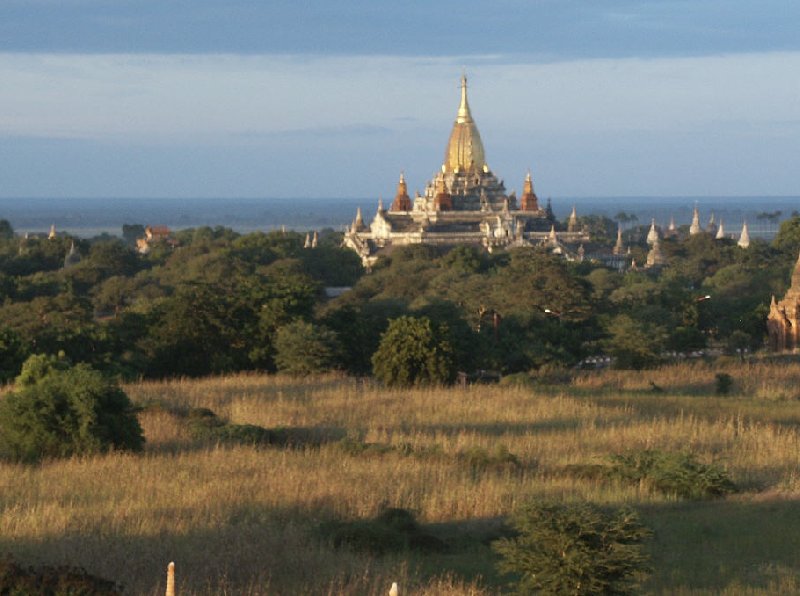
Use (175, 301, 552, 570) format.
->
(1, 361, 800, 594)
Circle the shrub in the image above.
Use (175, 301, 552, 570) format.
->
(187, 407, 276, 445)
(319, 507, 446, 555)
(0, 554, 121, 594)
(715, 372, 734, 395)
(371, 316, 456, 387)
(609, 449, 736, 499)
(458, 444, 521, 477)
(0, 355, 144, 462)
(493, 501, 651, 595)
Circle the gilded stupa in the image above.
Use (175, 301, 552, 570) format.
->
(344, 75, 588, 268)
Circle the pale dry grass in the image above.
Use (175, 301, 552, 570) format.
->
(1, 365, 800, 593)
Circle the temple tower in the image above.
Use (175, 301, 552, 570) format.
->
(646, 219, 658, 245)
(768, 252, 800, 351)
(715, 219, 725, 240)
(567, 206, 578, 233)
(738, 221, 750, 248)
(520, 171, 539, 211)
(390, 172, 412, 212)
(689, 205, 702, 235)
(613, 224, 624, 255)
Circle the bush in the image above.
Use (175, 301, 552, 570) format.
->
(493, 501, 651, 595)
(0, 554, 121, 594)
(715, 372, 734, 395)
(371, 316, 456, 387)
(458, 444, 521, 477)
(609, 450, 736, 499)
(0, 355, 144, 462)
(187, 407, 276, 445)
(319, 507, 445, 555)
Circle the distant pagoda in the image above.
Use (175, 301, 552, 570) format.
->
(344, 75, 589, 268)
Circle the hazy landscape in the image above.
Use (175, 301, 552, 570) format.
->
(3, 2, 800, 594)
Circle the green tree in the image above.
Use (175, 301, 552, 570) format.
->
(371, 316, 456, 387)
(603, 314, 665, 369)
(0, 327, 28, 383)
(274, 320, 340, 375)
(0, 355, 144, 462)
(773, 215, 800, 257)
(493, 501, 651, 595)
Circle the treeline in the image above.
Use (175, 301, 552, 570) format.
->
(1, 215, 800, 383)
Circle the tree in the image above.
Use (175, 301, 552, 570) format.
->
(371, 316, 456, 387)
(274, 320, 340, 375)
(773, 215, 800, 257)
(493, 501, 651, 595)
(0, 327, 28, 383)
(0, 219, 13, 240)
(0, 355, 144, 462)
(603, 314, 665, 369)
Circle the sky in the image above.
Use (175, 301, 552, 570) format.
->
(1, 1, 799, 199)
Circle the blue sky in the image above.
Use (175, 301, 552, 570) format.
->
(1, 1, 799, 198)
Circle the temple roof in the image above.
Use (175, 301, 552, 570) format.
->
(444, 75, 487, 174)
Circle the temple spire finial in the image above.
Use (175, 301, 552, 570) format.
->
(456, 73, 472, 124)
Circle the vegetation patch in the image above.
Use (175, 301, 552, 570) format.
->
(0, 354, 144, 463)
(319, 508, 446, 555)
(493, 501, 651, 595)
(187, 407, 277, 445)
(609, 449, 737, 499)
(457, 445, 521, 476)
(0, 555, 121, 595)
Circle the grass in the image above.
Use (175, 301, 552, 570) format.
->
(0, 362, 799, 593)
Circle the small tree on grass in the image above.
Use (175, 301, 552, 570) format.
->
(493, 501, 651, 595)
(0, 355, 144, 462)
(371, 316, 456, 387)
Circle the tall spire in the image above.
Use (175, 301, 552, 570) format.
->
(715, 219, 725, 240)
(444, 74, 487, 173)
(520, 170, 539, 211)
(567, 206, 578, 233)
(646, 233, 667, 268)
(456, 74, 472, 124)
(647, 218, 658, 245)
(738, 221, 750, 248)
(390, 171, 412, 211)
(689, 205, 702, 235)
(613, 224, 624, 255)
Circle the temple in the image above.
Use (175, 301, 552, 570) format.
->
(767, 252, 800, 351)
(344, 75, 589, 268)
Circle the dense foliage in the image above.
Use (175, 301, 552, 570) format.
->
(371, 315, 456, 387)
(0, 355, 144, 462)
(0, 214, 796, 380)
(493, 501, 651, 595)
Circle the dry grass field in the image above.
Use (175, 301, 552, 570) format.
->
(2, 360, 800, 594)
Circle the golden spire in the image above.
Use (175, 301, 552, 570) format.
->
(456, 74, 472, 124)
(444, 74, 486, 173)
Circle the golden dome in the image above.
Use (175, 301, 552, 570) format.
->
(444, 75, 486, 173)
